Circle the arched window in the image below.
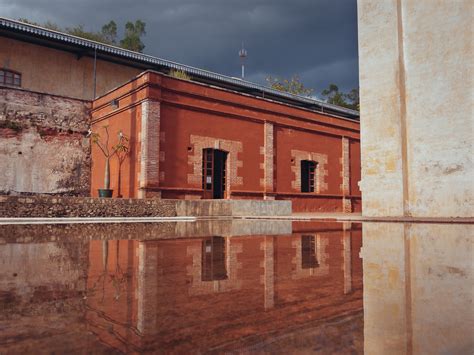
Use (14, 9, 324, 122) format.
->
(0, 69, 21, 87)
(301, 160, 317, 192)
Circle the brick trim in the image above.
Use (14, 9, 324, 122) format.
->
(340, 137, 352, 212)
(187, 135, 243, 196)
(139, 100, 161, 198)
(290, 149, 328, 193)
(263, 122, 274, 197)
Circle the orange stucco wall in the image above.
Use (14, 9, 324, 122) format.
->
(91, 71, 361, 212)
(0, 37, 141, 100)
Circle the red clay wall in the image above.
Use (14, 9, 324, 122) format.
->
(159, 103, 264, 198)
(91, 71, 361, 212)
(90, 104, 142, 198)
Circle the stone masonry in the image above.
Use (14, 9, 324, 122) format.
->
(0, 195, 177, 217)
(0, 87, 90, 195)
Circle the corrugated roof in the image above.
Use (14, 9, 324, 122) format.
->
(0, 17, 359, 120)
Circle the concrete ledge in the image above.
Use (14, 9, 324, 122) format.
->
(249, 213, 474, 224)
(175, 199, 292, 217)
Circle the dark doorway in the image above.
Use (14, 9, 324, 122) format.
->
(201, 237, 228, 281)
(202, 148, 228, 199)
(301, 235, 319, 269)
(301, 160, 317, 193)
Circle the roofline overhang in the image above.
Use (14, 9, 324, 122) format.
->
(0, 17, 360, 121)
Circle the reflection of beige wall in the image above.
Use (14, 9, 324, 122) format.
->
(0, 242, 86, 296)
(358, 0, 473, 217)
(362, 223, 474, 354)
(0, 37, 141, 100)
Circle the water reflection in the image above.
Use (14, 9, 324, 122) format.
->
(0, 221, 471, 354)
(362, 223, 474, 354)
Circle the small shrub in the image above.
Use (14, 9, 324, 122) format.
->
(169, 69, 191, 81)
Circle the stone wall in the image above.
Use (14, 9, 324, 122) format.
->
(0, 195, 177, 217)
(0, 87, 91, 195)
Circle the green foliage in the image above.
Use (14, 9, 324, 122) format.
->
(101, 21, 117, 45)
(18, 18, 60, 31)
(169, 69, 191, 81)
(66, 24, 110, 43)
(18, 18, 145, 52)
(265, 75, 314, 97)
(321, 84, 359, 111)
(119, 20, 146, 52)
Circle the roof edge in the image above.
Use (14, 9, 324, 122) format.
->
(0, 17, 360, 120)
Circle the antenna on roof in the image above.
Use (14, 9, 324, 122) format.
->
(238, 42, 247, 79)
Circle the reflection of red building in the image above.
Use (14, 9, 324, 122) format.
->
(90, 71, 361, 212)
(85, 223, 363, 353)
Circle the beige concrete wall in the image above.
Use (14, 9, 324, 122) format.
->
(0, 241, 88, 300)
(358, 0, 473, 217)
(0, 37, 141, 100)
(362, 223, 474, 354)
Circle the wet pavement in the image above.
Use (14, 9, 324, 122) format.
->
(0, 221, 472, 354)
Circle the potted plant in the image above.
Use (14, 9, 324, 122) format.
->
(90, 126, 129, 198)
(115, 133, 130, 198)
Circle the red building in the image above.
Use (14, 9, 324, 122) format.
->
(84, 222, 363, 353)
(91, 71, 361, 212)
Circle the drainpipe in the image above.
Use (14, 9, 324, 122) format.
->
(93, 46, 97, 99)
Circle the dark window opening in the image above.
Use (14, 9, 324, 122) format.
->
(301, 160, 317, 192)
(302, 235, 319, 269)
(202, 236, 228, 281)
(0, 69, 21, 87)
(202, 148, 227, 199)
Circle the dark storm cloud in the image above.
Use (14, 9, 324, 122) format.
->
(1, 0, 359, 96)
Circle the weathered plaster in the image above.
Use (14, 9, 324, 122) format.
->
(358, 0, 473, 217)
(0, 88, 90, 195)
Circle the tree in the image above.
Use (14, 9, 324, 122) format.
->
(120, 20, 146, 53)
(18, 18, 146, 53)
(345, 88, 360, 111)
(266, 75, 314, 97)
(101, 21, 118, 45)
(321, 84, 359, 111)
(90, 126, 129, 195)
(66, 24, 110, 43)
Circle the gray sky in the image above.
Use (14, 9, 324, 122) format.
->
(1, 0, 359, 97)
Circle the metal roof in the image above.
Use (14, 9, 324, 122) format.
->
(0, 17, 359, 120)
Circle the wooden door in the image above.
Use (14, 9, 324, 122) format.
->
(202, 148, 227, 199)
(202, 148, 214, 199)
